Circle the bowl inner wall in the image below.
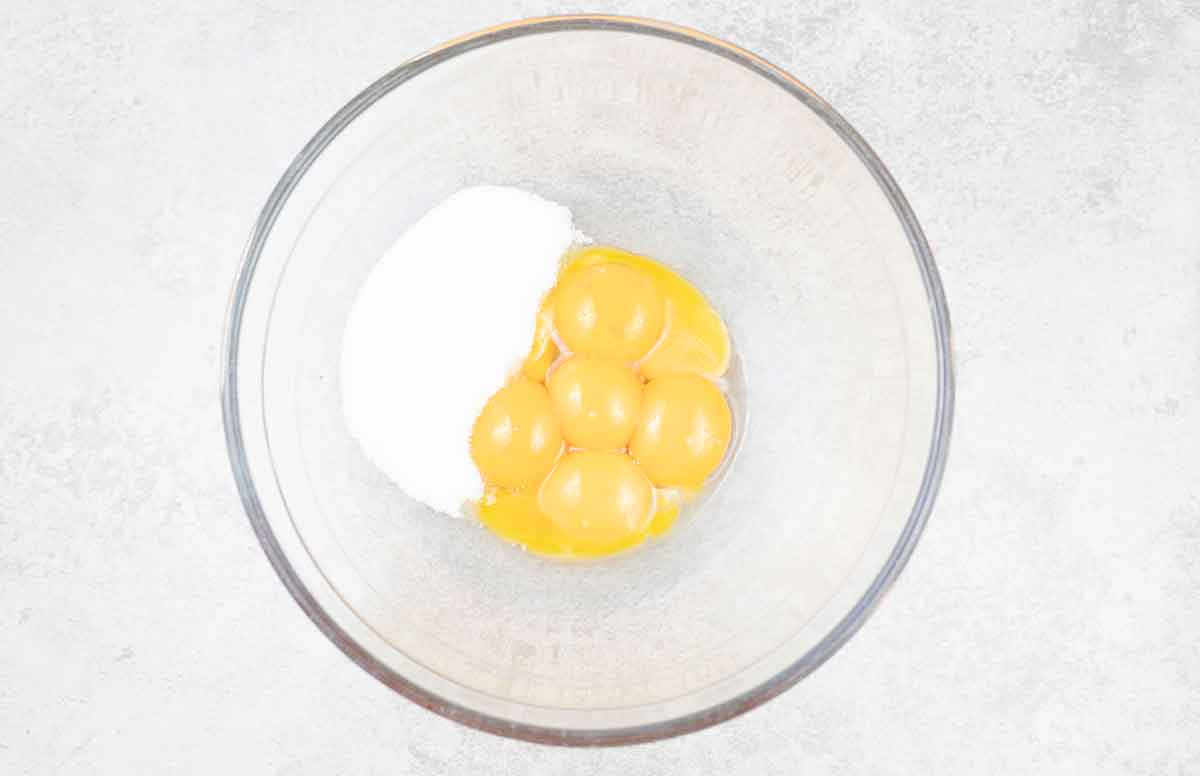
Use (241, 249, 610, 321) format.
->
(257, 31, 937, 722)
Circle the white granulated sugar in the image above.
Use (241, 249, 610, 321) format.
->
(341, 185, 580, 517)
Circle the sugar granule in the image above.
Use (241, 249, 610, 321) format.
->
(341, 186, 581, 516)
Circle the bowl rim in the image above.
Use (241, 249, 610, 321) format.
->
(221, 14, 955, 747)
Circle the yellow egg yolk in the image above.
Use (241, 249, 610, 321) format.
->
(547, 356, 642, 449)
(477, 482, 680, 559)
(537, 450, 655, 556)
(557, 246, 731, 379)
(552, 263, 665, 363)
(477, 246, 733, 559)
(630, 373, 732, 489)
(476, 488, 570, 557)
(470, 378, 562, 490)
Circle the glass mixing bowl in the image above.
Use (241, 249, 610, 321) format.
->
(222, 15, 953, 746)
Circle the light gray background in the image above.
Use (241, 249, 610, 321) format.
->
(2, 1, 1197, 773)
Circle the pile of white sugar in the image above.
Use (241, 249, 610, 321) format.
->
(341, 186, 582, 516)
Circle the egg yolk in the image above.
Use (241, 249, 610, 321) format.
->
(552, 263, 665, 362)
(475, 245, 734, 559)
(470, 378, 562, 489)
(630, 373, 732, 489)
(477, 481, 679, 558)
(476, 488, 570, 557)
(537, 450, 655, 556)
(546, 356, 642, 449)
(559, 246, 731, 379)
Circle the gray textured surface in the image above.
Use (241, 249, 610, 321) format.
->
(1, 1, 1198, 773)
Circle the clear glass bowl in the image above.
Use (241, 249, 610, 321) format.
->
(222, 16, 953, 746)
